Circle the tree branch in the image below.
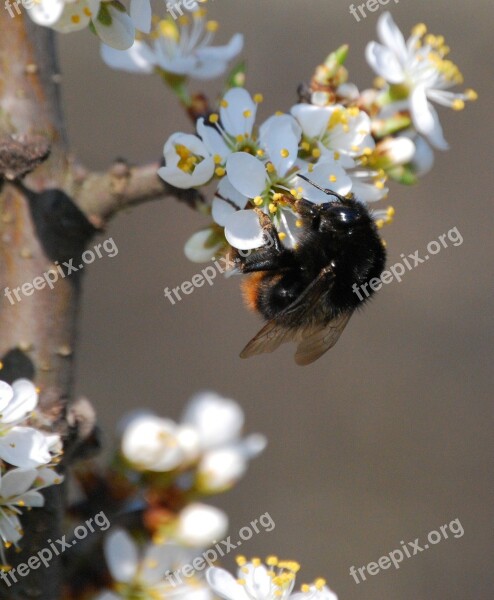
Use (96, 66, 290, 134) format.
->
(73, 160, 206, 227)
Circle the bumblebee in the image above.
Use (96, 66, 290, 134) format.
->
(235, 176, 386, 365)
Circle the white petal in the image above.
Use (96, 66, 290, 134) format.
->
(242, 433, 267, 458)
(184, 229, 223, 263)
(51, 3, 90, 33)
(224, 210, 264, 250)
(411, 135, 435, 176)
(0, 513, 23, 544)
(93, 593, 121, 600)
(0, 428, 52, 468)
(141, 542, 177, 585)
(377, 12, 408, 64)
(189, 59, 231, 81)
(0, 468, 38, 498)
(207, 567, 248, 600)
(100, 40, 156, 74)
(176, 503, 228, 546)
(410, 86, 449, 150)
(216, 176, 248, 210)
(350, 178, 388, 203)
(2, 379, 38, 423)
(15, 490, 45, 507)
(0, 381, 13, 414)
(93, 5, 135, 51)
(198, 33, 244, 62)
(26, 0, 64, 25)
(226, 153, 266, 199)
(220, 88, 257, 138)
(290, 104, 330, 139)
(260, 114, 301, 176)
(295, 162, 352, 204)
(243, 563, 272, 599)
(181, 392, 244, 449)
(212, 198, 236, 227)
(130, 0, 151, 33)
(197, 448, 246, 491)
(365, 42, 405, 84)
(104, 528, 138, 583)
(197, 118, 230, 162)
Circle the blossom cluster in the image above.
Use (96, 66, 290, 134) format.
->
(67, 391, 267, 599)
(154, 12, 475, 260)
(0, 379, 63, 561)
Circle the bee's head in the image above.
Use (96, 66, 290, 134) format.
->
(321, 198, 372, 233)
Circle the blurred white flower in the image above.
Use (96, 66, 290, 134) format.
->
(27, 0, 135, 50)
(176, 503, 228, 546)
(101, 12, 243, 79)
(121, 414, 185, 471)
(366, 12, 477, 149)
(97, 528, 213, 600)
(120, 392, 266, 480)
(207, 557, 338, 600)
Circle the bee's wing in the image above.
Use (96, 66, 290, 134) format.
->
(294, 311, 353, 366)
(240, 264, 338, 361)
(240, 320, 300, 358)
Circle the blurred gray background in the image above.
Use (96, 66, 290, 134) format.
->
(60, 1, 493, 598)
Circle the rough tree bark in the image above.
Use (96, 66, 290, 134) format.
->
(0, 13, 199, 599)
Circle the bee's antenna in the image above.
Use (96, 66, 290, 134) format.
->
(297, 174, 349, 202)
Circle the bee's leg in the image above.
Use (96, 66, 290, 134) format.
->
(253, 208, 284, 254)
(234, 247, 285, 273)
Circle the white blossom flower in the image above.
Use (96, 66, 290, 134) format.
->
(158, 132, 216, 189)
(0, 466, 63, 557)
(175, 503, 228, 546)
(97, 528, 213, 600)
(206, 557, 338, 600)
(366, 12, 477, 149)
(27, 0, 135, 50)
(101, 12, 243, 79)
(290, 103, 388, 204)
(0, 380, 63, 468)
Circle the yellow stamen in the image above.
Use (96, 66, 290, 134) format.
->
(329, 174, 337, 182)
(215, 167, 225, 177)
(243, 110, 252, 118)
(251, 558, 261, 567)
(266, 556, 278, 566)
(209, 113, 219, 123)
(268, 203, 277, 214)
(412, 23, 427, 38)
(452, 98, 465, 111)
(236, 556, 247, 566)
(301, 584, 310, 593)
(295, 220, 303, 228)
(256, 149, 265, 157)
(159, 20, 179, 42)
(272, 193, 283, 201)
(280, 149, 289, 158)
(312, 148, 321, 158)
(220, 99, 228, 108)
(253, 196, 263, 206)
(83, 7, 92, 16)
(465, 89, 478, 101)
(274, 111, 284, 116)
(71, 14, 80, 24)
(266, 162, 275, 174)
(213, 154, 222, 164)
(254, 93, 264, 103)
(278, 232, 286, 241)
(236, 135, 244, 143)
(206, 20, 219, 32)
